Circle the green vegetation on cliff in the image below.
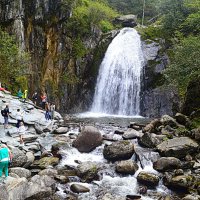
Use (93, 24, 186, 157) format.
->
(160, 0, 200, 96)
(135, 0, 200, 98)
(0, 29, 30, 92)
(66, 0, 117, 38)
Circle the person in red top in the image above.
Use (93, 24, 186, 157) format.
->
(41, 92, 47, 109)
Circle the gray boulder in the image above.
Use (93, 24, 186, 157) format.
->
(139, 132, 166, 148)
(157, 137, 198, 158)
(153, 157, 181, 172)
(122, 129, 143, 139)
(160, 115, 179, 128)
(116, 160, 138, 175)
(25, 175, 56, 199)
(103, 141, 135, 161)
(114, 15, 137, 27)
(0, 177, 28, 200)
(39, 169, 58, 177)
(73, 126, 103, 153)
(11, 147, 27, 167)
(34, 123, 43, 134)
(137, 172, 159, 187)
(77, 161, 99, 182)
(9, 167, 31, 178)
(53, 127, 68, 134)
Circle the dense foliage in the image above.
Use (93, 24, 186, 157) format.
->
(0, 29, 30, 92)
(165, 36, 200, 96)
(158, 0, 200, 96)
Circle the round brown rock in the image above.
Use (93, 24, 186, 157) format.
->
(73, 126, 102, 153)
(116, 160, 138, 174)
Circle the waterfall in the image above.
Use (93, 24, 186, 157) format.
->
(91, 28, 144, 116)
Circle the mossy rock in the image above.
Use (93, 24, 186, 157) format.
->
(31, 157, 59, 169)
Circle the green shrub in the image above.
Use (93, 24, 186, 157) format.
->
(0, 29, 30, 92)
(100, 20, 114, 33)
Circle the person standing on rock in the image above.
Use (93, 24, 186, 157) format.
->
(0, 143, 12, 181)
(17, 89, 23, 99)
(18, 122, 26, 145)
(2, 105, 10, 129)
(16, 109, 24, 128)
(45, 102, 51, 121)
(41, 92, 47, 109)
(32, 91, 38, 105)
(50, 102, 55, 120)
(22, 90, 28, 103)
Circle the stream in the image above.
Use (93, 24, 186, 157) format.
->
(56, 114, 171, 200)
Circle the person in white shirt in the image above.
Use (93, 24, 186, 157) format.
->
(18, 122, 26, 145)
(50, 103, 56, 120)
(16, 109, 24, 128)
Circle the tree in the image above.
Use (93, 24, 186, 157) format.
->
(0, 29, 30, 92)
(164, 36, 200, 96)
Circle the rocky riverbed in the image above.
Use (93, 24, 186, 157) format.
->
(0, 91, 200, 200)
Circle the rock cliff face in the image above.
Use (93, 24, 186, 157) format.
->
(140, 40, 180, 117)
(0, 0, 110, 112)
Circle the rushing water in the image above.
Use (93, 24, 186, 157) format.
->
(57, 116, 170, 200)
(91, 28, 144, 116)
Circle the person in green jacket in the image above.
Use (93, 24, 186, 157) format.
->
(0, 143, 12, 180)
(17, 89, 23, 99)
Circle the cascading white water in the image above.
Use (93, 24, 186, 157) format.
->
(91, 28, 144, 116)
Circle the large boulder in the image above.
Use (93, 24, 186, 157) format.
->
(73, 126, 103, 153)
(77, 161, 99, 182)
(114, 15, 137, 27)
(116, 160, 138, 175)
(160, 115, 179, 128)
(9, 167, 31, 178)
(0, 177, 28, 200)
(25, 175, 56, 199)
(122, 129, 143, 139)
(30, 157, 59, 169)
(139, 132, 166, 148)
(153, 157, 181, 172)
(157, 137, 198, 158)
(137, 172, 159, 187)
(11, 147, 27, 167)
(103, 141, 135, 161)
(164, 175, 194, 190)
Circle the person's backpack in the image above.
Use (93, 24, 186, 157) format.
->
(1, 109, 5, 117)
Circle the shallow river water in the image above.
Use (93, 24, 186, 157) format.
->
(57, 113, 170, 200)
